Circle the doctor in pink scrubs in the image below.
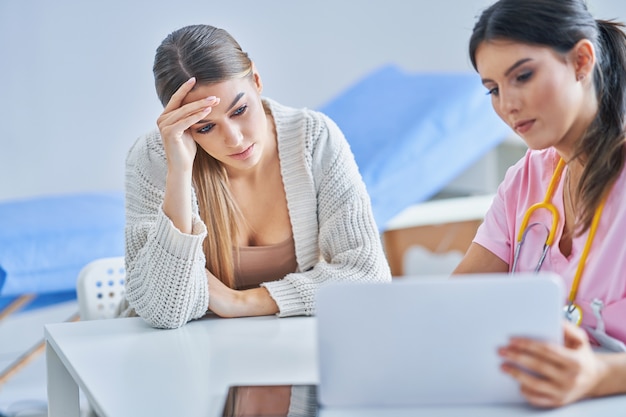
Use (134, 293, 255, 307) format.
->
(454, 0, 626, 408)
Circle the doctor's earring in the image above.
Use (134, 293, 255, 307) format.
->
(576, 73, 586, 81)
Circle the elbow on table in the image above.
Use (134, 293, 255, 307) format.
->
(124, 292, 199, 330)
(136, 306, 193, 329)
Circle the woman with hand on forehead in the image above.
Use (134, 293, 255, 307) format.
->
(454, 0, 626, 408)
(118, 24, 391, 329)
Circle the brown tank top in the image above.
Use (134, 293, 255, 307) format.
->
(233, 235, 298, 290)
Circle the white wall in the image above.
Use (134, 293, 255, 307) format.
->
(1, 0, 624, 201)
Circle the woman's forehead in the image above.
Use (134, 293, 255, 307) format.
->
(182, 78, 251, 105)
(475, 40, 558, 75)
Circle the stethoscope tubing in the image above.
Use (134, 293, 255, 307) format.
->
(511, 157, 609, 326)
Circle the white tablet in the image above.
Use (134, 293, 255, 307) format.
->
(316, 273, 564, 407)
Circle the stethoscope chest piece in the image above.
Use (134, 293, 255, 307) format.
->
(563, 303, 583, 326)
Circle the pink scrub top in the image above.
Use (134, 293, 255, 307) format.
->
(474, 147, 626, 344)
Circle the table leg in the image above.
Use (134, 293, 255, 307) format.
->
(46, 341, 80, 417)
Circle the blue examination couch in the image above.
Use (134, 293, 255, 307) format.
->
(0, 192, 125, 311)
(320, 64, 511, 230)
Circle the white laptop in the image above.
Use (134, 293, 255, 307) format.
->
(315, 273, 564, 407)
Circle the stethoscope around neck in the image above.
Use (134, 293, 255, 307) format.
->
(511, 158, 608, 326)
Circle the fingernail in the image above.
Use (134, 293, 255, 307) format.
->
(186, 77, 196, 84)
(205, 96, 217, 102)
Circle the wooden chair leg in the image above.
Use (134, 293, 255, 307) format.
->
(0, 294, 36, 322)
(0, 312, 80, 387)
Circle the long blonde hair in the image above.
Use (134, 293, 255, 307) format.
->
(153, 24, 253, 287)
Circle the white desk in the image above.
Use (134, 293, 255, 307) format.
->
(45, 316, 626, 417)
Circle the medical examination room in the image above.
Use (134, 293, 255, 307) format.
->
(2, 0, 626, 416)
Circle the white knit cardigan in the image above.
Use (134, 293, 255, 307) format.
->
(119, 98, 391, 328)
